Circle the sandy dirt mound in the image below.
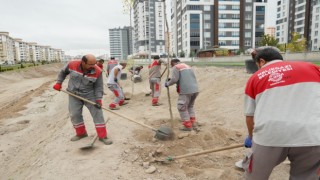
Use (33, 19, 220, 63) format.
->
(0, 63, 289, 179)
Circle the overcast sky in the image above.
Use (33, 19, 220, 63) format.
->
(0, 0, 277, 56)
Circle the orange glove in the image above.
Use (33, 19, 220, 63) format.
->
(53, 83, 62, 91)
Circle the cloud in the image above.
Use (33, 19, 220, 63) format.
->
(0, 0, 129, 56)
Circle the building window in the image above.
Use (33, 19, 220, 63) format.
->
(232, 31, 239, 37)
(256, 6, 265, 12)
(245, 14, 252, 20)
(232, 5, 240, 10)
(190, 14, 200, 20)
(218, 41, 226, 46)
(190, 22, 199, 29)
(204, 32, 211, 38)
(204, 23, 211, 29)
(219, 31, 226, 37)
(204, 14, 210, 20)
(245, 32, 251, 38)
(245, 6, 252, 11)
(245, 23, 252, 29)
(204, 5, 210, 11)
(245, 40, 251, 46)
(315, 31, 318, 36)
(219, 5, 226, 10)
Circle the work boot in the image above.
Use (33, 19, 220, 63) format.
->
(109, 107, 120, 110)
(109, 103, 120, 110)
(70, 133, 88, 141)
(119, 101, 128, 106)
(180, 121, 192, 131)
(99, 137, 113, 145)
(152, 102, 162, 106)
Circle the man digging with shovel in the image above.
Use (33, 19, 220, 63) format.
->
(53, 54, 112, 145)
(165, 59, 199, 131)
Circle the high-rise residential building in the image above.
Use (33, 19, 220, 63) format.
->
(311, 0, 320, 51)
(0, 32, 15, 64)
(170, 0, 267, 57)
(276, 0, 316, 50)
(133, 0, 165, 56)
(242, 0, 267, 49)
(109, 26, 134, 60)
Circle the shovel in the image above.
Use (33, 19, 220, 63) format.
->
(155, 143, 243, 163)
(61, 90, 173, 140)
(79, 117, 110, 150)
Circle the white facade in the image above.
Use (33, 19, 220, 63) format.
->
(0, 32, 15, 64)
(218, 0, 240, 50)
(133, 0, 165, 55)
(311, 3, 320, 51)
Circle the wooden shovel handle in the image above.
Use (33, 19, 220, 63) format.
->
(61, 89, 157, 131)
(173, 143, 243, 160)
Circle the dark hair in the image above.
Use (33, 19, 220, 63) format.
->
(171, 59, 180, 64)
(254, 47, 283, 63)
(82, 55, 88, 63)
(110, 57, 115, 60)
(153, 55, 160, 59)
(99, 59, 104, 63)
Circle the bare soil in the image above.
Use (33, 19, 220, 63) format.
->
(0, 63, 289, 179)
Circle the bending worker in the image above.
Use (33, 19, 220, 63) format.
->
(165, 59, 199, 131)
(106, 57, 118, 76)
(243, 47, 320, 179)
(52, 54, 112, 145)
(107, 62, 128, 110)
(148, 55, 166, 106)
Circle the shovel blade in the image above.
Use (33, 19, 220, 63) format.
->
(154, 125, 174, 140)
(80, 144, 94, 150)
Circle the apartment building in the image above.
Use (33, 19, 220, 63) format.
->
(133, 0, 165, 56)
(109, 26, 134, 60)
(171, 0, 267, 57)
(0, 32, 65, 64)
(311, 0, 320, 51)
(275, 0, 318, 50)
(0, 32, 15, 64)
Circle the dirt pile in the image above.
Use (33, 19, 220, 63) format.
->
(0, 63, 289, 179)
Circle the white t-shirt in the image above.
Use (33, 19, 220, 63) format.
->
(107, 65, 123, 84)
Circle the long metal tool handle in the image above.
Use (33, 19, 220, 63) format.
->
(61, 89, 157, 131)
(172, 144, 243, 160)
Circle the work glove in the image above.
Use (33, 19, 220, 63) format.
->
(164, 81, 169, 87)
(94, 100, 102, 109)
(164, 78, 170, 87)
(114, 78, 118, 83)
(53, 83, 62, 91)
(244, 136, 252, 148)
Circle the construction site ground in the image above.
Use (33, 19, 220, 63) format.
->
(0, 63, 289, 179)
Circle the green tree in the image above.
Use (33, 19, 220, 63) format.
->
(259, 34, 279, 46)
(179, 51, 185, 57)
(287, 32, 306, 52)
